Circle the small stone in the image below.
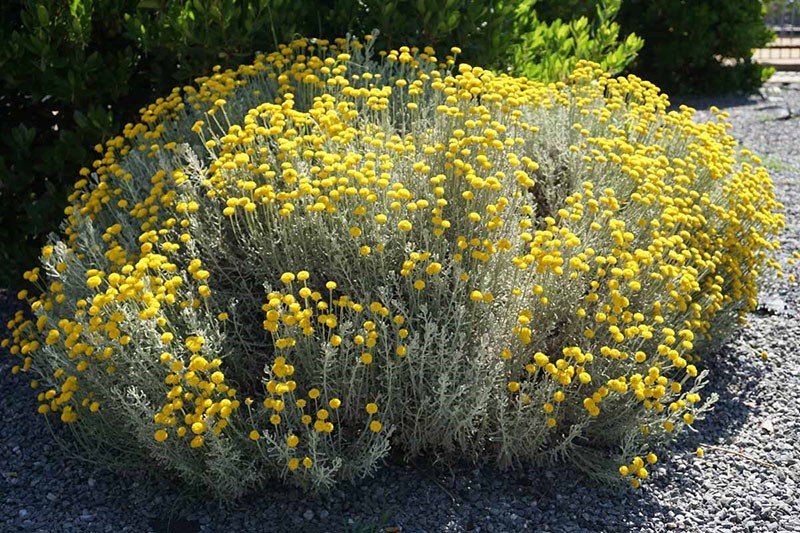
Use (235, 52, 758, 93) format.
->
(18, 509, 28, 518)
(46, 492, 58, 502)
(88, 478, 96, 488)
(303, 509, 314, 521)
(319, 510, 329, 520)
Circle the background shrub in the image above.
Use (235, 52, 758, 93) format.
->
(1, 0, 642, 289)
(617, 0, 775, 95)
(534, 0, 776, 95)
(5, 37, 783, 497)
(510, 0, 642, 81)
(536, 0, 774, 95)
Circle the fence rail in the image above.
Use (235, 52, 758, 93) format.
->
(766, 0, 799, 37)
(758, 1, 800, 70)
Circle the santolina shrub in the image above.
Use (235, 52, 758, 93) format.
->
(4, 36, 784, 497)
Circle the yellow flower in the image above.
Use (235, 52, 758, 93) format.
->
(249, 430, 260, 441)
(426, 262, 442, 275)
(696, 447, 705, 458)
(366, 402, 378, 414)
(287, 435, 299, 447)
(154, 429, 168, 442)
(369, 420, 382, 432)
(397, 220, 413, 232)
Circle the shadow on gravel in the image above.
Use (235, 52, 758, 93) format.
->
(668, 94, 763, 115)
(683, 331, 768, 448)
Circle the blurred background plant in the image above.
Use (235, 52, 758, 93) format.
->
(534, 0, 776, 94)
(0, 0, 775, 288)
(510, 0, 643, 81)
(616, 0, 775, 95)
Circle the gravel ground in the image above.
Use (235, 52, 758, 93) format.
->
(2, 85, 800, 533)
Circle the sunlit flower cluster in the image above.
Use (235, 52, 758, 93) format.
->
(3, 35, 783, 495)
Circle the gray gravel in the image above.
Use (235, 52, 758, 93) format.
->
(2, 84, 800, 533)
